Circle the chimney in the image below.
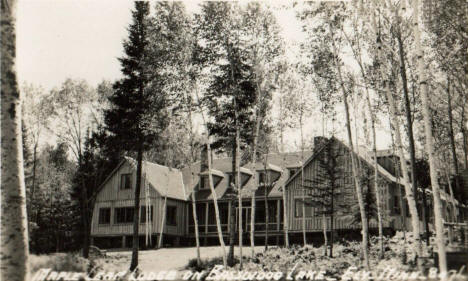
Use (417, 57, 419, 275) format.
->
(313, 136, 329, 152)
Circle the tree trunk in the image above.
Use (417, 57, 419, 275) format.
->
(322, 213, 327, 256)
(366, 91, 384, 260)
(30, 143, 38, 222)
(412, 0, 447, 273)
(191, 192, 201, 265)
(377, 25, 422, 259)
(158, 191, 167, 248)
(300, 118, 307, 246)
(206, 142, 227, 267)
(1, 1, 30, 277)
(236, 118, 243, 269)
(396, 10, 419, 232)
(264, 161, 270, 251)
(80, 177, 90, 259)
(250, 101, 262, 258)
(447, 77, 460, 221)
(228, 141, 236, 266)
(421, 183, 430, 246)
(130, 143, 143, 271)
(329, 24, 369, 269)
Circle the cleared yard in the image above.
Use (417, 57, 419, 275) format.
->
(100, 246, 266, 272)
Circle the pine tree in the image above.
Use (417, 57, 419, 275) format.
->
(105, 2, 169, 270)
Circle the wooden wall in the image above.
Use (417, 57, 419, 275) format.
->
(286, 142, 395, 232)
(91, 160, 188, 237)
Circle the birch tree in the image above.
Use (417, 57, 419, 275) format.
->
(412, 0, 447, 272)
(1, 0, 30, 279)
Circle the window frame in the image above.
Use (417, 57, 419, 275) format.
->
(120, 173, 132, 190)
(140, 205, 154, 223)
(98, 208, 111, 225)
(166, 205, 177, 226)
(294, 198, 314, 218)
(114, 207, 134, 224)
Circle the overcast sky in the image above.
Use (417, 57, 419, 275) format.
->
(16, 0, 392, 151)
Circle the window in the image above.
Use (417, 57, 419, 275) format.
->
(115, 207, 134, 224)
(258, 172, 266, 185)
(288, 168, 298, 177)
(393, 195, 400, 215)
(167, 206, 177, 226)
(200, 176, 206, 189)
(228, 174, 234, 188)
(295, 198, 313, 217)
(120, 174, 132, 190)
(98, 208, 111, 224)
(140, 205, 154, 223)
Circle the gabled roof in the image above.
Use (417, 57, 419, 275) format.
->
(95, 157, 188, 201)
(142, 161, 187, 201)
(284, 137, 402, 187)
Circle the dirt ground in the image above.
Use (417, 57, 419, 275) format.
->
(98, 246, 266, 272)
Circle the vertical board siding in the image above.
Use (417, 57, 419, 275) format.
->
(286, 142, 393, 232)
(91, 160, 188, 237)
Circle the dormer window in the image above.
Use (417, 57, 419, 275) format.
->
(288, 168, 299, 177)
(258, 171, 267, 185)
(120, 174, 132, 190)
(200, 176, 209, 189)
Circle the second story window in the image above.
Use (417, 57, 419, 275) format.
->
(258, 171, 267, 185)
(120, 173, 132, 190)
(200, 176, 210, 189)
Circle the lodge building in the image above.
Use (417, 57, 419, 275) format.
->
(90, 136, 468, 249)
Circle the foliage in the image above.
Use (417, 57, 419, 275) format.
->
(28, 143, 78, 254)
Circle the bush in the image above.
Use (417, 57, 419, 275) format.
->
(30, 253, 89, 275)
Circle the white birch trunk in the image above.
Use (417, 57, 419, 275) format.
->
(370, 4, 421, 257)
(329, 24, 369, 269)
(412, 0, 446, 271)
(1, 0, 30, 279)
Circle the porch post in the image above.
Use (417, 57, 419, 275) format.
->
(277, 200, 281, 231)
(228, 201, 231, 233)
(205, 202, 209, 234)
(204, 202, 209, 246)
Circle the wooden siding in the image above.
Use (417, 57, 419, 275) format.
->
(286, 142, 396, 232)
(91, 161, 188, 237)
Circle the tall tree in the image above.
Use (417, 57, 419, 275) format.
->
(195, 2, 260, 264)
(21, 83, 53, 223)
(105, 2, 169, 270)
(1, 0, 30, 279)
(50, 78, 98, 257)
(412, 0, 447, 272)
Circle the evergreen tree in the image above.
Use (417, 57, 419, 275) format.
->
(105, 2, 159, 270)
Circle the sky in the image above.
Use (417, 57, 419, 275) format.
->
(16, 0, 393, 152)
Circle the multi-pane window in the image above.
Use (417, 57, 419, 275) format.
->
(120, 174, 132, 190)
(166, 206, 177, 226)
(140, 205, 154, 223)
(115, 207, 134, 223)
(98, 208, 111, 224)
(295, 198, 313, 217)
